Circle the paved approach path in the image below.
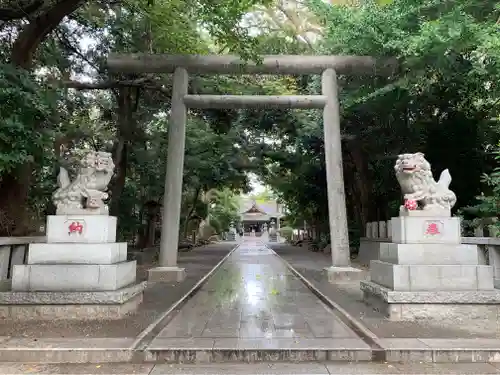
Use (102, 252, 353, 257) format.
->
(147, 239, 366, 349)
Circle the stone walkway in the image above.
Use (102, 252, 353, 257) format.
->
(147, 240, 369, 351)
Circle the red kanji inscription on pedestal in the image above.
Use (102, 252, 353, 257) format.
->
(68, 221, 84, 234)
(425, 222, 440, 235)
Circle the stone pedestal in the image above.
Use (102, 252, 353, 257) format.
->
(227, 232, 236, 241)
(324, 266, 365, 282)
(148, 266, 186, 282)
(361, 213, 500, 320)
(0, 215, 146, 320)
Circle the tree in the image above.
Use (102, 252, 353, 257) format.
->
(0, 0, 270, 235)
(206, 188, 241, 234)
(2, 0, 499, 252)
(233, 0, 500, 247)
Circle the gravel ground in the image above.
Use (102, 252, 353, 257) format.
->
(269, 243, 500, 339)
(0, 243, 236, 339)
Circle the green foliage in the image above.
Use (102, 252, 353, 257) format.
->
(462, 143, 500, 235)
(207, 189, 241, 233)
(184, 118, 249, 191)
(0, 64, 55, 174)
(219, 0, 500, 251)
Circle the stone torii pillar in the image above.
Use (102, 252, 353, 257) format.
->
(322, 69, 357, 280)
(148, 68, 188, 282)
(106, 54, 398, 283)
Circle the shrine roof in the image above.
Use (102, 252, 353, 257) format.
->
(239, 198, 282, 217)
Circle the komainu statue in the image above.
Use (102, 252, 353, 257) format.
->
(53, 151, 115, 215)
(395, 152, 456, 214)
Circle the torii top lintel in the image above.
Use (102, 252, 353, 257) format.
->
(106, 54, 398, 76)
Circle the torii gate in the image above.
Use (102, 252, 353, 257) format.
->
(106, 54, 397, 282)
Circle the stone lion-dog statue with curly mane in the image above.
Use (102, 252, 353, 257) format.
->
(52, 151, 115, 215)
(395, 152, 456, 215)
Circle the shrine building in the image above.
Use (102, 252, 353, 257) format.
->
(239, 198, 284, 236)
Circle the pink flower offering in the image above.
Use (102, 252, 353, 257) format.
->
(404, 199, 417, 210)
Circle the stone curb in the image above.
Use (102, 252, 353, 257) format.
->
(381, 338, 500, 363)
(0, 338, 134, 363)
(0, 348, 134, 363)
(0, 281, 147, 304)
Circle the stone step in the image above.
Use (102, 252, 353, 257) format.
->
(378, 243, 483, 265)
(1, 337, 500, 364)
(370, 261, 494, 291)
(144, 337, 373, 362)
(28, 242, 127, 265)
(143, 348, 373, 363)
(361, 280, 500, 320)
(0, 282, 146, 319)
(11, 261, 137, 292)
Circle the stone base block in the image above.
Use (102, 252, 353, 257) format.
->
(0, 282, 146, 320)
(357, 239, 390, 266)
(47, 215, 117, 243)
(370, 260, 493, 291)
(148, 266, 186, 282)
(361, 280, 500, 320)
(324, 266, 365, 283)
(28, 242, 127, 265)
(379, 243, 482, 265)
(12, 261, 137, 292)
(391, 216, 461, 244)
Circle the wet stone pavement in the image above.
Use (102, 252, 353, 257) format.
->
(148, 240, 368, 351)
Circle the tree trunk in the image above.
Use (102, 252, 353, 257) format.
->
(109, 139, 128, 216)
(145, 214, 157, 247)
(11, 0, 87, 68)
(0, 165, 32, 235)
(109, 87, 140, 216)
(183, 187, 201, 239)
(347, 142, 372, 226)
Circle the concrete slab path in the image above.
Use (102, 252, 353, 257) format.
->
(147, 240, 369, 352)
